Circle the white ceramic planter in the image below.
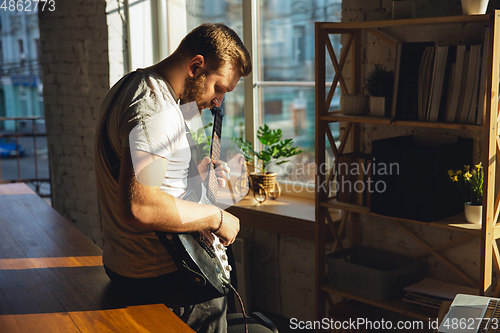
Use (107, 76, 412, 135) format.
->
(461, 0, 489, 15)
(370, 96, 386, 117)
(464, 203, 482, 224)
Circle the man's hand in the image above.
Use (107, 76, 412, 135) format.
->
(214, 210, 240, 246)
(198, 157, 231, 187)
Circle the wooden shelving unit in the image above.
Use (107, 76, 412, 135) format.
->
(321, 112, 485, 131)
(315, 11, 500, 326)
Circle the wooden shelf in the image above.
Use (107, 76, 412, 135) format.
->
(321, 284, 435, 322)
(317, 13, 490, 30)
(321, 112, 485, 131)
(321, 198, 482, 235)
(320, 197, 370, 214)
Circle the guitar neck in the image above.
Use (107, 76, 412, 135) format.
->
(206, 107, 224, 205)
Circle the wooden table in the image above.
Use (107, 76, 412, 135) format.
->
(0, 183, 193, 332)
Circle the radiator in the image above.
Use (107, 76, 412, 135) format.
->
(232, 237, 251, 311)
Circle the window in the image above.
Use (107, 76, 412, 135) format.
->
(38, 88, 44, 116)
(293, 25, 305, 65)
(0, 90, 5, 130)
(186, 0, 245, 164)
(34, 38, 40, 63)
(0, 41, 3, 67)
(256, 0, 341, 189)
(185, 0, 342, 195)
(18, 86, 27, 116)
(18, 39, 25, 67)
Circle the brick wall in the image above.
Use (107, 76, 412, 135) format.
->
(38, 1, 108, 246)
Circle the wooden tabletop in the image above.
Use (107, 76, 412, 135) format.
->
(0, 183, 193, 332)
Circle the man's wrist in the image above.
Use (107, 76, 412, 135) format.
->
(212, 208, 224, 234)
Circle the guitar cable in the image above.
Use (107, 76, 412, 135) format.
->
(221, 277, 249, 333)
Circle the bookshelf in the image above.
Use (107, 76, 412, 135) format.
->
(315, 11, 500, 326)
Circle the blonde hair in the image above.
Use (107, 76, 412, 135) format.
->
(176, 23, 252, 77)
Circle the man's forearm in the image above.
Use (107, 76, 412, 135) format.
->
(119, 147, 221, 233)
(126, 186, 221, 232)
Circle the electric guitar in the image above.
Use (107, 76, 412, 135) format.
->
(156, 106, 232, 298)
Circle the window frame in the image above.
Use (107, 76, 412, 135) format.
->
(242, 0, 322, 197)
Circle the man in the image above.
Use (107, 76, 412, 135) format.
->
(94, 23, 252, 332)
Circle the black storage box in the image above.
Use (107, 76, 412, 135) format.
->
(326, 245, 424, 301)
(370, 135, 472, 222)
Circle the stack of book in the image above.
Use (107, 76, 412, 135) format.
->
(403, 278, 479, 312)
(392, 27, 490, 124)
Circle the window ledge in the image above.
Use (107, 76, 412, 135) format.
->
(226, 194, 339, 241)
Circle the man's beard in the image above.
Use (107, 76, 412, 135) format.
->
(179, 73, 209, 111)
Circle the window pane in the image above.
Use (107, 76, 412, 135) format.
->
(257, 0, 342, 186)
(260, 86, 316, 182)
(198, 82, 245, 162)
(259, 0, 342, 82)
(186, 0, 244, 167)
(186, 0, 243, 37)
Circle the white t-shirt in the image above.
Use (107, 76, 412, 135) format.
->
(94, 69, 190, 278)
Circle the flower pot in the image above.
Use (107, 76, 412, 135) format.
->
(369, 96, 386, 117)
(340, 94, 369, 115)
(461, 0, 489, 15)
(249, 172, 281, 203)
(464, 202, 482, 224)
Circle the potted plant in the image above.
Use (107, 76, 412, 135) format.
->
(448, 163, 484, 224)
(364, 64, 394, 117)
(232, 124, 302, 202)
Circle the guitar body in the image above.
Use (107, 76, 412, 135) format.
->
(172, 233, 228, 296)
(156, 106, 231, 298)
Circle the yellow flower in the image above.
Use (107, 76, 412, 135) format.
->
(452, 175, 458, 182)
(447, 170, 454, 176)
(464, 171, 472, 180)
(464, 165, 470, 171)
(457, 170, 462, 176)
(475, 162, 482, 171)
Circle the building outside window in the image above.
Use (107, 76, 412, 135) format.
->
(0, 9, 42, 130)
(0, 8, 47, 197)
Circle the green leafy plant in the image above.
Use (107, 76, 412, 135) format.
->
(191, 122, 212, 162)
(448, 163, 484, 205)
(365, 64, 394, 97)
(232, 124, 302, 174)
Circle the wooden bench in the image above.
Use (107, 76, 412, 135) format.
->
(0, 183, 194, 332)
